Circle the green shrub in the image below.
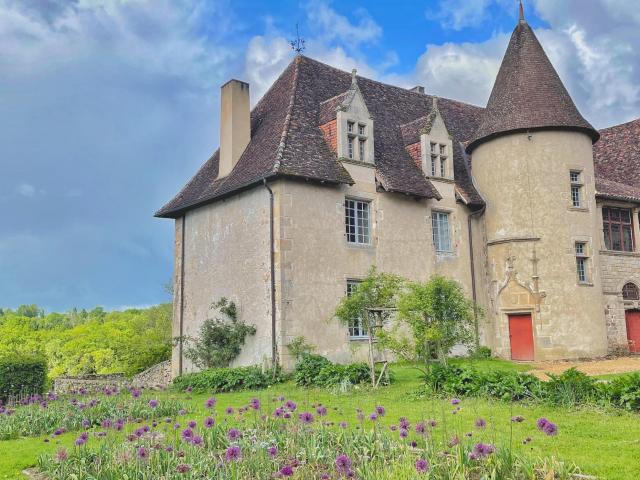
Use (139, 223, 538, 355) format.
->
(316, 362, 370, 387)
(293, 354, 332, 386)
(0, 355, 47, 401)
(607, 372, 640, 411)
(545, 368, 600, 407)
(172, 365, 282, 393)
(471, 346, 492, 359)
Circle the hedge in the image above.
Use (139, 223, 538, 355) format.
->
(0, 356, 47, 402)
(171, 365, 282, 393)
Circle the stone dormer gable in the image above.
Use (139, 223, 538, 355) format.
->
(319, 69, 375, 165)
(401, 98, 454, 181)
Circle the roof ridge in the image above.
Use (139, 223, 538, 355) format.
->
(599, 117, 640, 132)
(299, 55, 485, 110)
(273, 55, 302, 171)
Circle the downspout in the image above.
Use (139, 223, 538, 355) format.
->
(263, 179, 277, 369)
(468, 205, 486, 349)
(178, 215, 186, 375)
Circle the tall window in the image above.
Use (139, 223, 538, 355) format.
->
(570, 170, 583, 208)
(432, 211, 452, 252)
(347, 136, 354, 159)
(575, 242, 589, 283)
(345, 198, 371, 245)
(428, 142, 448, 178)
(358, 139, 365, 161)
(346, 280, 367, 339)
(622, 282, 639, 300)
(430, 142, 437, 176)
(603, 207, 634, 252)
(345, 121, 368, 162)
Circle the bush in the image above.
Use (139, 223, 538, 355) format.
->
(545, 368, 600, 407)
(0, 355, 47, 402)
(172, 365, 281, 393)
(293, 354, 332, 386)
(607, 372, 640, 411)
(471, 346, 492, 359)
(316, 363, 370, 387)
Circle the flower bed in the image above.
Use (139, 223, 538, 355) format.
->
(35, 394, 579, 479)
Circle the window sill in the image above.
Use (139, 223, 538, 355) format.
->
(567, 206, 589, 212)
(435, 250, 454, 256)
(339, 157, 375, 168)
(349, 337, 370, 342)
(599, 250, 640, 258)
(577, 282, 594, 287)
(346, 242, 375, 250)
(426, 176, 455, 184)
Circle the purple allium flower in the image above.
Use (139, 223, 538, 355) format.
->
(205, 397, 216, 408)
(451, 398, 460, 405)
(131, 389, 141, 398)
(278, 395, 285, 401)
(543, 421, 558, 436)
(53, 428, 65, 436)
(267, 446, 278, 457)
(43, 438, 49, 443)
(101, 419, 112, 429)
(511, 415, 525, 423)
(250, 398, 261, 410)
(225, 406, 234, 415)
(415, 458, 429, 473)
(284, 412, 291, 419)
(410, 440, 418, 448)
(339, 421, 348, 429)
(536, 417, 549, 430)
(227, 428, 242, 441)
(225, 445, 241, 462)
(316, 405, 328, 416)
(415, 422, 426, 435)
(369, 413, 378, 421)
(375, 405, 386, 416)
(178, 409, 186, 416)
(390, 425, 398, 432)
(280, 465, 294, 477)
(399, 428, 408, 439)
(148, 399, 158, 408)
(185, 386, 193, 393)
(274, 407, 284, 418)
(204, 416, 215, 428)
(299, 412, 314, 424)
(285, 400, 297, 412)
(75, 436, 87, 447)
(192, 435, 203, 446)
(475, 418, 486, 429)
(181, 428, 193, 441)
(448, 435, 460, 447)
(335, 454, 352, 473)
(471, 443, 495, 459)
(137, 447, 149, 460)
(399, 417, 410, 429)
(176, 464, 190, 474)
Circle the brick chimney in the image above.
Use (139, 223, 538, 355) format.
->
(219, 79, 250, 178)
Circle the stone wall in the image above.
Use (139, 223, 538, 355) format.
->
(131, 360, 172, 389)
(600, 249, 640, 352)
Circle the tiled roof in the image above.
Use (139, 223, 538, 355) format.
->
(467, 18, 599, 153)
(156, 56, 489, 218)
(594, 118, 640, 203)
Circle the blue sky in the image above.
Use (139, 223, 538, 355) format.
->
(1, 0, 639, 312)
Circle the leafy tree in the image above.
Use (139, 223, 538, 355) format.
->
(335, 267, 403, 386)
(379, 275, 476, 371)
(181, 298, 256, 369)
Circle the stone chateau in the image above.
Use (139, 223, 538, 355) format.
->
(157, 7, 640, 376)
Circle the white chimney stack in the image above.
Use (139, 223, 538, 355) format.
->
(219, 79, 250, 178)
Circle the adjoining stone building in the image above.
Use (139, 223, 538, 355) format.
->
(156, 9, 640, 377)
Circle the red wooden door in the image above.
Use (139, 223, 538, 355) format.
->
(509, 314, 534, 361)
(625, 310, 640, 353)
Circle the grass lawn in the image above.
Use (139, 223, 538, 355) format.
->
(1, 360, 639, 479)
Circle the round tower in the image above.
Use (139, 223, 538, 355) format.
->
(468, 6, 607, 360)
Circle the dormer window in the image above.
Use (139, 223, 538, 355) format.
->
(426, 142, 448, 178)
(344, 120, 369, 162)
(347, 121, 354, 133)
(335, 72, 374, 164)
(358, 124, 366, 136)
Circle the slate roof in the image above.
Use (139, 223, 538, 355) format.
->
(594, 118, 640, 203)
(156, 55, 486, 218)
(467, 16, 599, 153)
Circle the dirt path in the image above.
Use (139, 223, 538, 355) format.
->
(530, 356, 640, 379)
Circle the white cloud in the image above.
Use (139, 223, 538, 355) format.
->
(16, 183, 36, 197)
(427, 0, 494, 30)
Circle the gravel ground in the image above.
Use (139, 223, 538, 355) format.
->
(531, 355, 640, 379)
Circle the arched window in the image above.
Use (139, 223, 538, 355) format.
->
(622, 283, 639, 300)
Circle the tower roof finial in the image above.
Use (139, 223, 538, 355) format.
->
(351, 68, 357, 84)
(518, 0, 525, 23)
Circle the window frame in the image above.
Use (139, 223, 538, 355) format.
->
(602, 206, 635, 252)
(345, 198, 371, 246)
(570, 170, 583, 208)
(622, 282, 640, 301)
(431, 210, 452, 253)
(346, 279, 368, 339)
(575, 241, 589, 284)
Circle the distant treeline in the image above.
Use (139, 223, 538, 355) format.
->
(0, 304, 172, 378)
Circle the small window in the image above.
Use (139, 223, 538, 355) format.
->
(345, 198, 371, 245)
(430, 155, 437, 176)
(347, 121, 354, 133)
(430, 142, 437, 153)
(432, 211, 452, 252)
(439, 144, 446, 156)
(347, 136, 354, 159)
(346, 280, 368, 339)
(358, 139, 365, 161)
(575, 242, 589, 283)
(570, 170, 583, 208)
(440, 157, 446, 177)
(603, 207, 634, 252)
(623, 283, 640, 300)
(358, 124, 366, 136)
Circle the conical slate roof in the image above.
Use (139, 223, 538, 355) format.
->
(466, 15, 599, 153)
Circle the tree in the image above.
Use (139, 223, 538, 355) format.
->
(379, 275, 476, 372)
(335, 267, 403, 386)
(181, 298, 256, 369)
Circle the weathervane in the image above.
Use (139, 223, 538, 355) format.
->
(289, 23, 306, 53)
